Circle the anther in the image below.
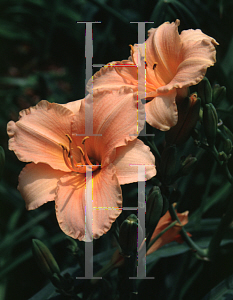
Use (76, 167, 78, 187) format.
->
(65, 134, 72, 143)
(82, 136, 90, 144)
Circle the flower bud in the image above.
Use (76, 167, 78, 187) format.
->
(198, 77, 212, 105)
(218, 151, 228, 162)
(119, 214, 142, 256)
(0, 146, 5, 179)
(165, 94, 201, 145)
(212, 84, 226, 106)
(223, 139, 232, 155)
(223, 125, 233, 142)
(160, 145, 177, 184)
(146, 186, 163, 237)
(203, 103, 218, 147)
(180, 155, 197, 176)
(32, 239, 60, 279)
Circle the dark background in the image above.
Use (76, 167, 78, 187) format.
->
(1, 0, 233, 299)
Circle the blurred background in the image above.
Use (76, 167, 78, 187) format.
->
(1, 0, 233, 299)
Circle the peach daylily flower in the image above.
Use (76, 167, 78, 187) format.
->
(88, 20, 218, 130)
(7, 88, 156, 241)
(146, 209, 189, 255)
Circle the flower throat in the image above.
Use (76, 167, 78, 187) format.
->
(60, 135, 100, 173)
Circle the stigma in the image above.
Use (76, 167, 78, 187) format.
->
(59, 135, 100, 173)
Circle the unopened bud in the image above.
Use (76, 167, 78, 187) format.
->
(160, 145, 177, 184)
(212, 84, 226, 106)
(146, 186, 163, 237)
(203, 103, 218, 147)
(166, 94, 201, 145)
(32, 239, 60, 279)
(119, 214, 142, 256)
(0, 146, 5, 179)
(223, 139, 232, 155)
(223, 125, 233, 143)
(180, 155, 197, 176)
(198, 77, 212, 105)
(218, 151, 228, 161)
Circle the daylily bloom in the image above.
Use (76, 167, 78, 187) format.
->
(88, 20, 218, 130)
(7, 88, 156, 241)
(146, 209, 189, 255)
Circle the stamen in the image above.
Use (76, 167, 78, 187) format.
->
(129, 44, 136, 65)
(77, 146, 86, 166)
(65, 134, 72, 143)
(65, 134, 78, 169)
(81, 137, 100, 171)
(60, 135, 100, 173)
(82, 137, 93, 166)
(59, 144, 78, 172)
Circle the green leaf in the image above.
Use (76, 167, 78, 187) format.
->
(201, 273, 233, 299)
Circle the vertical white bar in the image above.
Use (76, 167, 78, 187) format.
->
(129, 164, 154, 280)
(76, 21, 101, 137)
(130, 22, 154, 137)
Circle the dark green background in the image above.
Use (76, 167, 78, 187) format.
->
(1, 0, 233, 299)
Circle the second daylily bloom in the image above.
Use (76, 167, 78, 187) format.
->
(146, 209, 189, 255)
(88, 20, 218, 130)
(7, 88, 156, 241)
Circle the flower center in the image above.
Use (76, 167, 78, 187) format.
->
(60, 135, 100, 173)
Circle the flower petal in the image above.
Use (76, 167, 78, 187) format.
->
(72, 89, 144, 167)
(55, 164, 122, 240)
(161, 29, 218, 93)
(145, 89, 178, 130)
(7, 100, 75, 171)
(142, 20, 182, 87)
(113, 139, 156, 185)
(62, 99, 82, 115)
(18, 163, 67, 210)
(87, 61, 138, 94)
(147, 210, 189, 255)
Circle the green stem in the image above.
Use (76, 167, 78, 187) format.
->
(146, 220, 178, 253)
(199, 143, 233, 184)
(207, 196, 233, 260)
(197, 139, 233, 259)
(169, 205, 208, 258)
